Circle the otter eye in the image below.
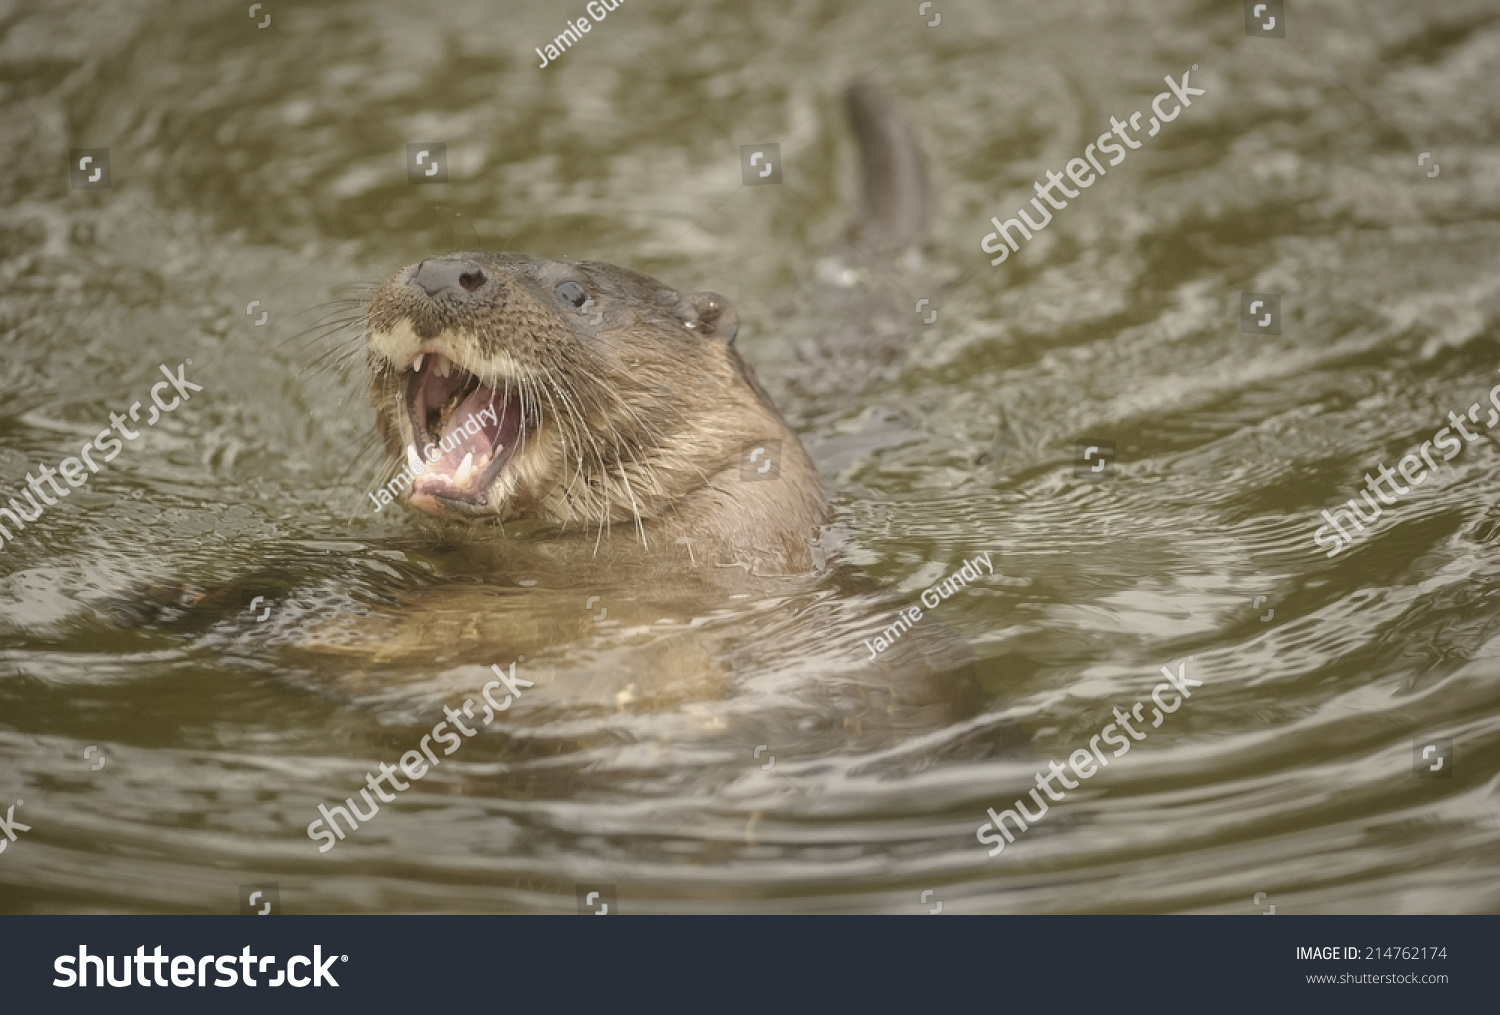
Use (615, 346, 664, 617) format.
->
(556, 281, 589, 308)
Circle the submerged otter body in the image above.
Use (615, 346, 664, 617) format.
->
(363, 254, 827, 572)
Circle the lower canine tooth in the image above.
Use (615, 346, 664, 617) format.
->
(455, 451, 475, 486)
(407, 444, 423, 472)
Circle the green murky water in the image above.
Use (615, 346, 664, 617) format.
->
(2, 0, 1499, 913)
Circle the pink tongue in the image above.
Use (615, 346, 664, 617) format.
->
(427, 386, 502, 478)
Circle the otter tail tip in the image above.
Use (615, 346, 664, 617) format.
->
(844, 81, 929, 252)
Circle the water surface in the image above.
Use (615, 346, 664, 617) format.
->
(2, 0, 1499, 914)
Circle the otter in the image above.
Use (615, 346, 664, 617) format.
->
(109, 83, 981, 735)
(359, 82, 929, 575)
(362, 255, 825, 572)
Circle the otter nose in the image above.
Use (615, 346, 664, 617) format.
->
(410, 258, 488, 296)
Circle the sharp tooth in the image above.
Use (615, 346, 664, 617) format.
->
(407, 444, 423, 472)
(435, 356, 451, 378)
(412, 354, 424, 373)
(455, 451, 475, 486)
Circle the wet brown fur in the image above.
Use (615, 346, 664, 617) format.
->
(364, 253, 828, 572)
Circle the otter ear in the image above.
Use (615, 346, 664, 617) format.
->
(677, 291, 739, 341)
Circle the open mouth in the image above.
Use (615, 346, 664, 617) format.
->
(403, 352, 525, 508)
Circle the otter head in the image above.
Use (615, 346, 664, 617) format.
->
(363, 252, 824, 557)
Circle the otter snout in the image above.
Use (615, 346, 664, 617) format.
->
(409, 257, 489, 297)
